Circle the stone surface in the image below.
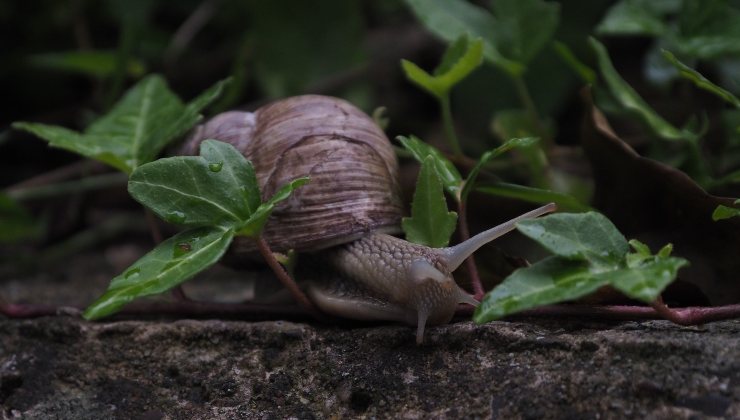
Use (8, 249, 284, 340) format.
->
(1, 316, 738, 419)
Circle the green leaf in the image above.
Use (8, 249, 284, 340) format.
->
(516, 212, 629, 264)
(662, 50, 740, 108)
(403, 0, 524, 75)
(489, 0, 560, 66)
(713, 199, 740, 221)
(477, 183, 592, 213)
(590, 38, 691, 143)
(128, 140, 259, 228)
(13, 75, 229, 173)
(83, 226, 233, 320)
(26, 50, 145, 78)
(674, 0, 740, 59)
(613, 254, 689, 302)
(475, 212, 689, 321)
(402, 156, 458, 247)
(460, 137, 539, 203)
(401, 36, 483, 99)
(596, 0, 676, 36)
(236, 177, 310, 237)
(473, 257, 608, 323)
(397, 135, 462, 199)
(0, 193, 40, 243)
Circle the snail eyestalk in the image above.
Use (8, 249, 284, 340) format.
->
(440, 203, 557, 271)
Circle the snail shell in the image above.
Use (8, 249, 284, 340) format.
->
(183, 94, 555, 344)
(183, 95, 404, 252)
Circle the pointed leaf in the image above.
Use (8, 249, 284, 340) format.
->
(13, 75, 229, 173)
(477, 183, 592, 213)
(83, 226, 233, 320)
(402, 156, 458, 247)
(590, 38, 692, 143)
(128, 140, 258, 228)
(713, 199, 740, 221)
(237, 177, 310, 237)
(460, 137, 539, 203)
(397, 135, 462, 199)
(662, 50, 740, 108)
(401, 59, 444, 98)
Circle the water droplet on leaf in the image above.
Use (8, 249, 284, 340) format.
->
(208, 162, 223, 172)
(166, 211, 186, 224)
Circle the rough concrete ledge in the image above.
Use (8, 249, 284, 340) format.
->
(1, 317, 738, 419)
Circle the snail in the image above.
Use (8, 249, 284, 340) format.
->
(182, 95, 555, 343)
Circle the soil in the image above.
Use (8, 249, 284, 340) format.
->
(1, 252, 739, 419)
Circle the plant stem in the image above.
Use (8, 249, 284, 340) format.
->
(6, 160, 102, 191)
(512, 76, 549, 145)
(256, 235, 324, 321)
(439, 94, 464, 157)
(457, 200, 484, 300)
(7, 173, 128, 202)
(511, 76, 551, 189)
(0, 301, 308, 320)
(456, 302, 740, 324)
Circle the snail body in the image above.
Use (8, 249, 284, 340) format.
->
(184, 95, 554, 343)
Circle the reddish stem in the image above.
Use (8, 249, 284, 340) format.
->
(456, 302, 740, 324)
(3, 300, 739, 325)
(0, 301, 307, 320)
(256, 235, 324, 321)
(457, 200, 484, 300)
(6, 160, 102, 192)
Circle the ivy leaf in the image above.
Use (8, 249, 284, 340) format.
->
(83, 226, 234, 320)
(397, 135, 462, 199)
(589, 38, 692, 143)
(713, 199, 740, 221)
(128, 140, 258, 228)
(402, 156, 458, 247)
(475, 212, 689, 322)
(401, 35, 483, 99)
(13, 75, 229, 174)
(460, 137, 539, 203)
(516, 212, 629, 264)
(0, 193, 40, 243)
(615, 250, 689, 303)
(662, 50, 740, 108)
(473, 257, 608, 322)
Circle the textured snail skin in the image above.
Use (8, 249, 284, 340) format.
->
(183, 95, 555, 343)
(307, 233, 477, 344)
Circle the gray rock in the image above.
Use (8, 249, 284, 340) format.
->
(1, 316, 738, 419)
